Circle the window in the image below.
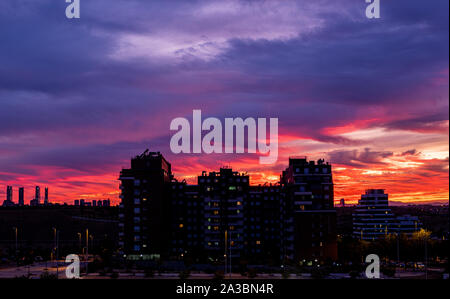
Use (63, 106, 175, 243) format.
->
(134, 198, 140, 204)
(134, 208, 140, 214)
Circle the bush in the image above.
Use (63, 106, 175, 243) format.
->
(110, 271, 119, 279)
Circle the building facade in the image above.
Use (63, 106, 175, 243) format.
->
(280, 157, 337, 262)
(118, 151, 338, 264)
(352, 189, 421, 240)
(118, 150, 173, 259)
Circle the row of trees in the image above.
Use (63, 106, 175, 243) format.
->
(338, 229, 448, 265)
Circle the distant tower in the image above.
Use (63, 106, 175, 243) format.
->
(35, 186, 40, 205)
(18, 187, 24, 206)
(340, 198, 345, 207)
(6, 186, 13, 203)
(44, 187, 49, 205)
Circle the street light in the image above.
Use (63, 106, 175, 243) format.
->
(13, 227, 18, 265)
(77, 232, 82, 254)
(89, 234, 94, 255)
(52, 227, 59, 278)
(85, 228, 89, 276)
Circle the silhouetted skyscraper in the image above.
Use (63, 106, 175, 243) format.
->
(280, 157, 337, 262)
(2, 185, 14, 207)
(18, 187, 24, 206)
(118, 150, 172, 256)
(6, 186, 13, 202)
(44, 187, 49, 205)
(35, 186, 40, 205)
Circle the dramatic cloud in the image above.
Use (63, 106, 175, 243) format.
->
(0, 0, 448, 204)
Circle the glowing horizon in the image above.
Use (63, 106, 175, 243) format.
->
(0, 0, 448, 206)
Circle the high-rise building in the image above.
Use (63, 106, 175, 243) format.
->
(18, 187, 24, 206)
(118, 150, 173, 258)
(353, 190, 422, 240)
(395, 215, 422, 235)
(35, 186, 40, 205)
(246, 184, 281, 264)
(119, 151, 338, 265)
(198, 167, 249, 261)
(6, 186, 13, 203)
(169, 181, 204, 261)
(44, 187, 49, 205)
(353, 189, 396, 240)
(280, 157, 337, 262)
(2, 185, 15, 206)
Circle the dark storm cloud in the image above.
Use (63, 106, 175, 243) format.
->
(0, 0, 448, 200)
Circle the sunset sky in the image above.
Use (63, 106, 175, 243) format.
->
(0, 0, 448, 205)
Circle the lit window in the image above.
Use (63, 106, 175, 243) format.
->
(179, 224, 184, 228)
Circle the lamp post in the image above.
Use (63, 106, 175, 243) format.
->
(224, 230, 227, 276)
(13, 227, 18, 265)
(89, 234, 94, 255)
(77, 232, 82, 253)
(229, 231, 232, 279)
(85, 228, 89, 276)
(425, 234, 428, 280)
(53, 227, 59, 278)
